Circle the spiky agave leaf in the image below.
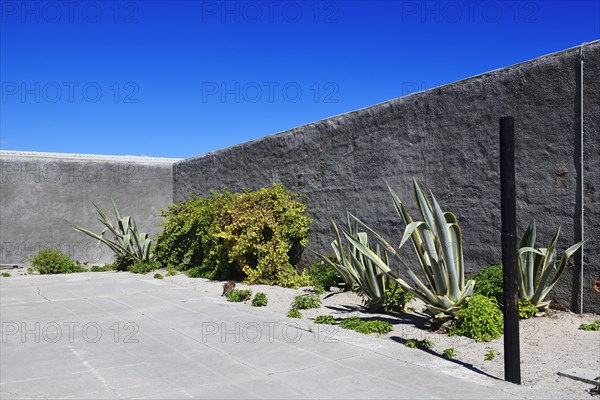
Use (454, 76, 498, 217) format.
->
(353, 180, 474, 323)
(518, 223, 585, 311)
(73, 200, 153, 265)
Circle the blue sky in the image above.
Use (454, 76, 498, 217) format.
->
(1, 0, 598, 158)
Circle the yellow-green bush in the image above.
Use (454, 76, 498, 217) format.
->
(154, 184, 311, 288)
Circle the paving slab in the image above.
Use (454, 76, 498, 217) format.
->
(1, 273, 525, 399)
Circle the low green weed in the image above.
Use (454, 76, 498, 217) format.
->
(129, 260, 161, 274)
(356, 320, 393, 335)
(404, 338, 434, 350)
(251, 292, 268, 307)
(314, 315, 337, 325)
(287, 309, 302, 318)
(339, 316, 362, 331)
(484, 349, 500, 361)
(578, 321, 600, 331)
(291, 294, 321, 310)
(90, 265, 113, 272)
(338, 317, 393, 335)
(227, 289, 252, 302)
(443, 347, 457, 358)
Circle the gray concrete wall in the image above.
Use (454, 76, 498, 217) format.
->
(0, 151, 180, 266)
(174, 41, 600, 313)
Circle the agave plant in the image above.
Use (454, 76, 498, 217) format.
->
(73, 199, 152, 265)
(341, 180, 474, 325)
(314, 214, 390, 310)
(517, 222, 584, 312)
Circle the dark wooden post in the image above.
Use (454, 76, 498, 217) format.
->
(500, 116, 521, 384)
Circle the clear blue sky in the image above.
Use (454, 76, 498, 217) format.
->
(1, 0, 598, 158)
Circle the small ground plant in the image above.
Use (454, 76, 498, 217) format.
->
(449, 295, 504, 342)
(404, 338, 434, 350)
(484, 349, 500, 361)
(1, 272, 10, 277)
(251, 292, 268, 307)
(287, 309, 302, 318)
(339, 317, 362, 331)
(314, 315, 337, 325)
(90, 265, 113, 272)
(227, 289, 252, 302)
(338, 316, 392, 335)
(578, 321, 600, 331)
(154, 273, 163, 279)
(129, 260, 161, 274)
(30, 249, 85, 274)
(356, 320, 393, 335)
(443, 347, 457, 358)
(291, 294, 321, 310)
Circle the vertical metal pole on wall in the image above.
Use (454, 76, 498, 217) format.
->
(500, 116, 521, 385)
(578, 44, 585, 314)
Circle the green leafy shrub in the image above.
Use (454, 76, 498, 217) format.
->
(314, 315, 337, 325)
(251, 292, 268, 307)
(227, 289, 252, 302)
(443, 347, 457, 358)
(404, 338, 434, 350)
(129, 260, 161, 274)
(484, 349, 500, 361)
(450, 295, 504, 342)
(154, 184, 311, 288)
(356, 320, 393, 335)
(287, 309, 302, 318)
(166, 267, 178, 277)
(578, 321, 600, 331)
(153, 273, 163, 279)
(30, 249, 85, 274)
(473, 264, 504, 307)
(291, 294, 321, 310)
(309, 258, 342, 292)
(74, 199, 153, 268)
(518, 299, 538, 319)
(1, 272, 11, 277)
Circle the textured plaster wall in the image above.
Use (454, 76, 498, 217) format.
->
(0, 152, 179, 266)
(174, 42, 600, 312)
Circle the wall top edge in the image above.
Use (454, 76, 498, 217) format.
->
(0, 150, 182, 163)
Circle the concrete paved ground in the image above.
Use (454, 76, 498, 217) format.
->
(1, 273, 523, 399)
